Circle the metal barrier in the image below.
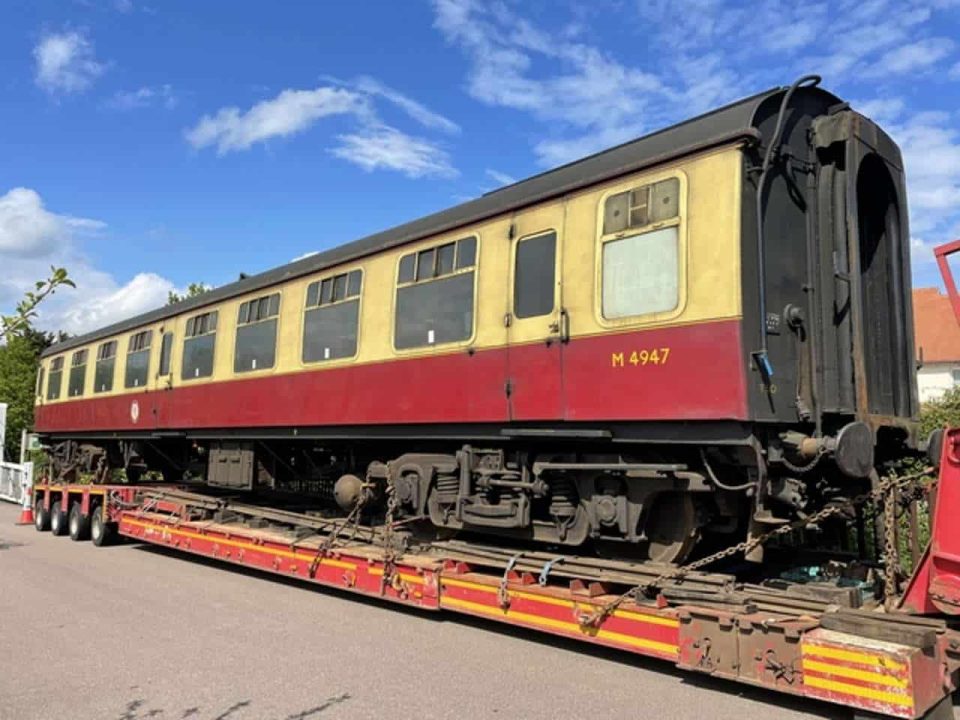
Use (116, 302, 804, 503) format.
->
(0, 461, 32, 505)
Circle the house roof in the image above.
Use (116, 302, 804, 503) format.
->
(913, 287, 960, 363)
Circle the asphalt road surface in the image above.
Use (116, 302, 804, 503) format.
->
(0, 501, 927, 720)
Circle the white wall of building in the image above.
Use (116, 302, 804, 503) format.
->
(918, 363, 960, 403)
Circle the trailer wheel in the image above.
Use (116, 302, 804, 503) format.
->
(34, 496, 50, 532)
(68, 502, 90, 541)
(90, 504, 115, 547)
(50, 499, 68, 536)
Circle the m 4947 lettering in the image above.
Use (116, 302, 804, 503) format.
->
(611, 348, 670, 367)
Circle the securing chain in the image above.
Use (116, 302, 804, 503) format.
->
(883, 484, 900, 609)
(779, 447, 826, 474)
(378, 476, 401, 595)
(307, 485, 370, 579)
(576, 467, 934, 629)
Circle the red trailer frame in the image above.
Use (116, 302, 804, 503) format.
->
(28, 439, 960, 720)
(934, 239, 960, 326)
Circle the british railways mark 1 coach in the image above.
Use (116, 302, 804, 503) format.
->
(33, 76, 920, 565)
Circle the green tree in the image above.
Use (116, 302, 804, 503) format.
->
(919, 386, 960, 438)
(0, 267, 73, 461)
(0, 267, 74, 342)
(0, 328, 54, 461)
(167, 282, 210, 305)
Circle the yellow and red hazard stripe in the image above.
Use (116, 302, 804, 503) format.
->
(439, 575, 679, 660)
(801, 637, 915, 717)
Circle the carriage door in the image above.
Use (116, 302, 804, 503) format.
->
(152, 327, 175, 428)
(504, 204, 566, 420)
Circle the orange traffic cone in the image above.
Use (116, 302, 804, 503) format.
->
(15, 488, 33, 525)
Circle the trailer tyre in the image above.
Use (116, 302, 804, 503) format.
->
(50, 500, 68, 536)
(90, 504, 115, 547)
(68, 502, 90, 541)
(34, 496, 50, 532)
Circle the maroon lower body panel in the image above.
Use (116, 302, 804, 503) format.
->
(35, 318, 748, 433)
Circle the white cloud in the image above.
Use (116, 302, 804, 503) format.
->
(0, 188, 104, 258)
(186, 79, 459, 178)
(291, 250, 319, 262)
(800, 5, 951, 81)
(485, 169, 516, 186)
(891, 111, 960, 213)
(57, 272, 176, 335)
(871, 37, 954, 75)
(633, 0, 952, 91)
(352, 77, 460, 134)
(33, 30, 105, 94)
(332, 125, 457, 178)
(911, 236, 938, 267)
(185, 87, 367, 154)
(432, 0, 677, 167)
(0, 187, 177, 335)
(109, 84, 176, 110)
(764, 19, 821, 52)
(853, 97, 906, 125)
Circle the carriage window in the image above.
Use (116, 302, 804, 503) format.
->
(47, 356, 64, 400)
(437, 242, 455, 275)
(125, 330, 153, 388)
(235, 293, 280, 372)
(603, 178, 679, 235)
(68, 349, 88, 397)
(398, 254, 415, 284)
(183, 311, 218, 379)
(602, 226, 679, 319)
(303, 270, 362, 362)
(158, 332, 174, 376)
(94, 340, 117, 393)
(395, 236, 476, 349)
(456, 236, 476, 268)
(36, 366, 45, 399)
(514, 231, 556, 319)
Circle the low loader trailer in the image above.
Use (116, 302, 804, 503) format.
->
(25, 428, 960, 720)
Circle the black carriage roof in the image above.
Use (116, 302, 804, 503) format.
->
(42, 83, 836, 357)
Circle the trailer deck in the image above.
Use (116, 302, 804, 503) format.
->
(27, 449, 960, 720)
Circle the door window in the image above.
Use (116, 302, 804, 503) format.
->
(158, 332, 174, 376)
(514, 231, 556, 319)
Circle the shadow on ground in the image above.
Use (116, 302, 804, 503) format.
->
(115, 693, 350, 720)
(131, 542, 847, 719)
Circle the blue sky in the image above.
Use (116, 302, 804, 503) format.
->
(2, 0, 960, 334)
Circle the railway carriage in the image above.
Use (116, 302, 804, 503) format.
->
(34, 77, 920, 564)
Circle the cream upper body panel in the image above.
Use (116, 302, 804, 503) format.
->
(36, 143, 743, 405)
